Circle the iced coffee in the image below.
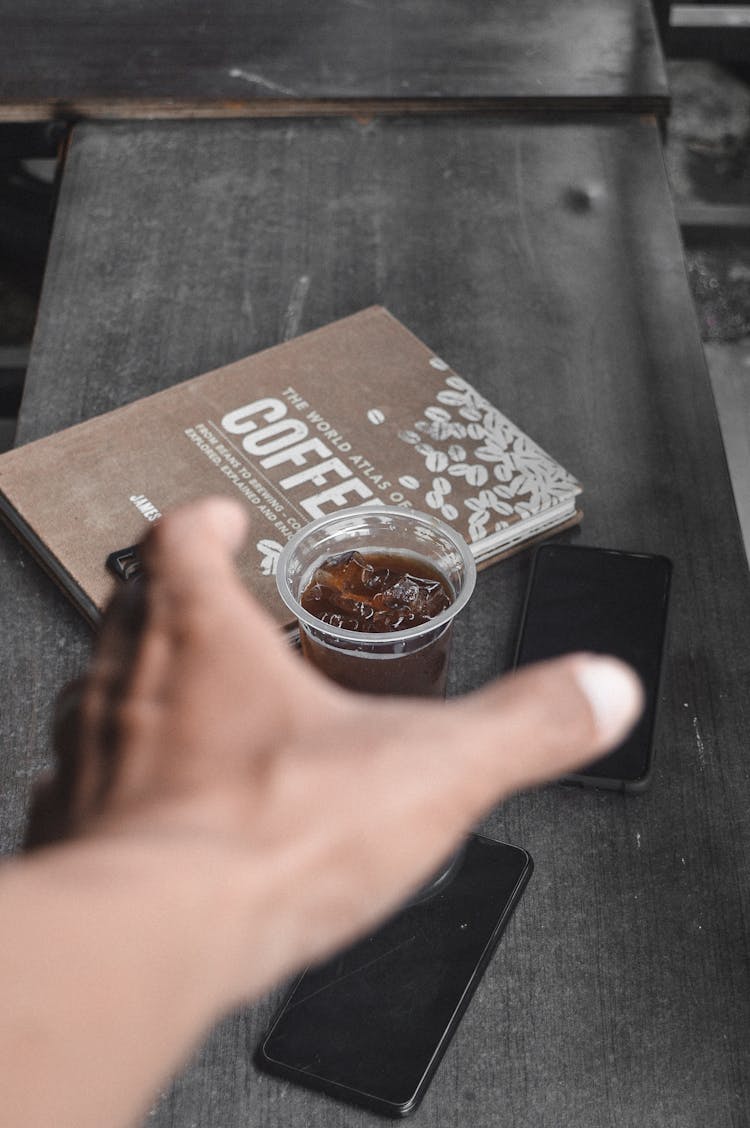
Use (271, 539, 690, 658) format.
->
(276, 506, 476, 698)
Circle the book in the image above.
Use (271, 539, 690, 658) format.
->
(0, 307, 581, 628)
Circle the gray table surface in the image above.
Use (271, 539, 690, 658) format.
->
(2, 116, 749, 1127)
(0, 0, 668, 121)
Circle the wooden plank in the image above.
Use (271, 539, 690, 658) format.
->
(4, 116, 749, 1126)
(704, 339, 750, 563)
(0, 95, 671, 124)
(671, 4, 750, 27)
(665, 3, 750, 54)
(678, 203, 750, 233)
(0, 0, 669, 121)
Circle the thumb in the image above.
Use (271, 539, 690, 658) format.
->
(444, 653, 644, 806)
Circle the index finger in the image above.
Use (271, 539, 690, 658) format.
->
(139, 497, 250, 601)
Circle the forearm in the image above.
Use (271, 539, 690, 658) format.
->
(0, 836, 245, 1128)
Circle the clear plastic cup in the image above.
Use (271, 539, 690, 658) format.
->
(275, 505, 476, 698)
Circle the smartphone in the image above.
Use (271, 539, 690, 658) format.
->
(514, 543, 672, 791)
(256, 834, 532, 1118)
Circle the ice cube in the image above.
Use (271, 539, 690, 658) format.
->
(301, 552, 451, 633)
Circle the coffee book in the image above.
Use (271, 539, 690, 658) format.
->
(0, 307, 581, 628)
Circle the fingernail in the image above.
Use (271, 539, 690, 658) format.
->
(574, 656, 644, 744)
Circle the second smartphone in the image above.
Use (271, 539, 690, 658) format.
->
(514, 543, 672, 791)
(257, 834, 532, 1117)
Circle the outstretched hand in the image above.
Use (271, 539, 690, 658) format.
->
(25, 497, 642, 1009)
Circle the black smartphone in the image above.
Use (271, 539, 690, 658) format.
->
(256, 834, 532, 1118)
(514, 543, 672, 791)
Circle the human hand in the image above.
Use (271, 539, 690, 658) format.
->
(24, 497, 642, 1011)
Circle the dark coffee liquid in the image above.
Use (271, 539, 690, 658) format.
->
(299, 549, 454, 697)
(300, 550, 451, 633)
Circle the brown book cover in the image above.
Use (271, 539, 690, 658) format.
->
(0, 307, 581, 627)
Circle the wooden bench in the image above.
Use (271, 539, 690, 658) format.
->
(0, 0, 668, 121)
(2, 113, 748, 1127)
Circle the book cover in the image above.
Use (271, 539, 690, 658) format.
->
(0, 307, 581, 627)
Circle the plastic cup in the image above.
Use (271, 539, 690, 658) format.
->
(275, 505, 476, 698)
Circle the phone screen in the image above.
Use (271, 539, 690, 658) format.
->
(257, 835, 532, 1117)
(514, 544, 672, 787)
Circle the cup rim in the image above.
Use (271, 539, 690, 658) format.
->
(275, 504, 477, 643)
